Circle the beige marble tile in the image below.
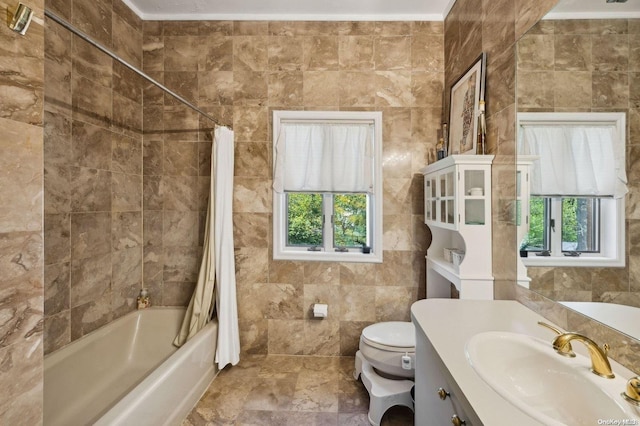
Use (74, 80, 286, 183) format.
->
(112, 211, 142, 250)
(339, 36, 374, 71)
(112, 133, 142, 175)
(70, 292, 112, 340)
(112, 13, 142, 67)
(163, 141, 198, 177)
(111, 173, 142, 212)
(339, 286, 375, 322)
(163, 210, 198, 247)
(592, 72, 629, 109)
(163, 246, 198, 282)
(112, 247, 142, 289)
(592, 34, 629, 72)
(411, 34, 444, 72)
(43, 310, 70, 354)
(239, 318, 269, 355)
(71, 75, 112, 128)
(162, 281, 196, 306)
(70, 253, 111, 308)
(291, 374, 339, 412)
(0, 119, 44, 233)
(374, 71, 413, 107)
(0, 338, 43, 425)
(234, 142, 270, 177)
(199, 35, 233, 72)
(303, 36, 339, 71)
(382, 214, 412, 251)
(234, 36, 269, 72)
(381, 108, 411, 144)
(482, 0, 515, 53)
(517, 34, 554, 72)
(162, 106, 199, 142)
(233, 106, 269, 142)
(44, 262, 69, 316)
(303, 71, 340, 106)
(70, 212, 111, 260)
(70, 167, 111, 212)
(517, 71, 555, 109)
(373, 36, 411, 71)
(234, 213, 270, 248)
(234, 177, 271, 213)
(268, 319, 305, 355)
(0, 229, 43, 342)
(243, 377, 297, 411)
(554, 71, 592, 108)
(162, 175, 198, 211)
(44, 213, 70, 265)
(268, 71, 303, 106)
(374, 286, 415, 322)
(338, 71, 376, 107)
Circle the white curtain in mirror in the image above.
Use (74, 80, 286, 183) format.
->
(273, 123, 373, 193)
(519, 125, 628, 198)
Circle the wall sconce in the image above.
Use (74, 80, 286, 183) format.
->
(8, 3, 33, 35)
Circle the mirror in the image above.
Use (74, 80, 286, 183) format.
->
(515, 0, 640, 338)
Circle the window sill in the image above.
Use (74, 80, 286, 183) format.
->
(522, 256, 624, 268)
(274, 250, 383, 263)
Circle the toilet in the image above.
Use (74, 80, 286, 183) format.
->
(354, 321, 416, 426)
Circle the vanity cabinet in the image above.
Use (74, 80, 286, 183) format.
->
(420, 155, 494, 299)
(415, 325, 480, 426)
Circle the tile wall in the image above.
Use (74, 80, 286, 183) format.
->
(518, 19, 640, 304)
(0, 0, 45, 422)
(142, 20, 443, 355)
(444, 0, 559, 300)
(42, 0, 145, 354)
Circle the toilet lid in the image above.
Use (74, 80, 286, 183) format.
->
(361, 321, 415, 349)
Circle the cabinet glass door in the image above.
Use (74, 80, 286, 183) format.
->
(440, 171, 455, 225)
(464, 169, 485, 225)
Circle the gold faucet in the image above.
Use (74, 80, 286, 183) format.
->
(552, 332, 615, 379)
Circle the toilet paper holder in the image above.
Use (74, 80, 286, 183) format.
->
(312, 303, 328, 319)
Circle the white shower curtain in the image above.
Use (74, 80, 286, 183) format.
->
(174, 125, 240, 370)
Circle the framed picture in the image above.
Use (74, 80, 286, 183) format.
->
(448, 53, 486, 155)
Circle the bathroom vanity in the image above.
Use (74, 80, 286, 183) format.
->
(411, 299, 640, 425)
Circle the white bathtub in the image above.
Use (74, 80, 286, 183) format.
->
(44, 307, 218, 426)
(561, 301, 640, 341)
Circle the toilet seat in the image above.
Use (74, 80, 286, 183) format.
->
(361, 321, 415, 352)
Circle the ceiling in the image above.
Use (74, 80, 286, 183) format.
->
(123, 0, 640, 21)
(123, 0, 456, 21)
(124, 0, 455, 21)
(545, 0, 640, 19)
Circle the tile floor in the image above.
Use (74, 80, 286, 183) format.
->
(182, 355, 415, 426)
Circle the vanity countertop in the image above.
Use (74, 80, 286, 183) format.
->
(410, 299, 636, 425)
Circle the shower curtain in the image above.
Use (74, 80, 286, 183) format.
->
(174, 125, 240, 370)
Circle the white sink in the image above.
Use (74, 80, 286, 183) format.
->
(465, 331, 640, 425)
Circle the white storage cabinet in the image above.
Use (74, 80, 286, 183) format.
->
(420, 155, 494, 299)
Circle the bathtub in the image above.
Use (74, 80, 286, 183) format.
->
(561, 301, 640, 341)
(44, 307, 218, 426)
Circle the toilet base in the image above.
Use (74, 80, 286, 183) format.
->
(354, 351, 415, 426)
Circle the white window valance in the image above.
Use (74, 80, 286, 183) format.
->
(518, 124, 628, 199)
(273, 122, 374, 193)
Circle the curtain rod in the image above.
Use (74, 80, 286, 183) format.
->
(44, 9, 228, 129)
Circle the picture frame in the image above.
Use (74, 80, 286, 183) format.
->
(448, 53, 486, 155)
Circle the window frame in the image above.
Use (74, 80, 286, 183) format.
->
(272, 110, 383, 263)
(518, 112, 626, 268)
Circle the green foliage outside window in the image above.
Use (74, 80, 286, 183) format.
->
(287, 193, 323, 246)
(526, 197, 545, 250)
(333, 194, 367, 247)
(286, 193, 368, 248)
(525, 197, 596, 252)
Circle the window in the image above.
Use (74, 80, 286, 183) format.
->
(524, 196, 603, 255)
(518, 112, 626, 267)
(272, 111, 382, 263)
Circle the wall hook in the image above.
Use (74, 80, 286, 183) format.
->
(8, 2, 33, 35)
